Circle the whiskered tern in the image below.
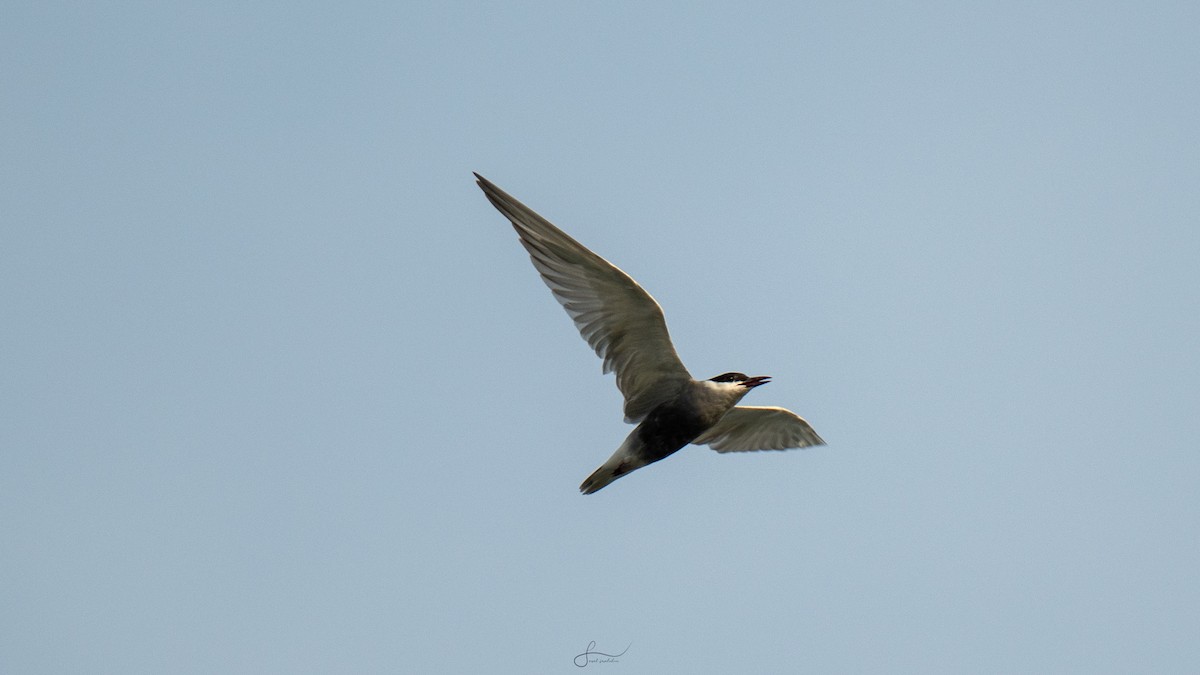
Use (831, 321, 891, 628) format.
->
(476, 173, 825, 494)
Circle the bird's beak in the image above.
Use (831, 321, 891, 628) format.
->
(742, 376, 771, 388)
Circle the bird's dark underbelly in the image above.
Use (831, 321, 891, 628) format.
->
(635, 403, 712, 465)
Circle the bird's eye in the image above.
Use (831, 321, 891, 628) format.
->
(711, 372, 747, 383)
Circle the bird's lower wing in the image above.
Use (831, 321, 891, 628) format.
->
(692, 406, 825, 453)
(475, 173, 691, 422)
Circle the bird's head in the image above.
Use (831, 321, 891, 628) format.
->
(708, 372, 771, 389)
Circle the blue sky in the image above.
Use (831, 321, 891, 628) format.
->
(3, 2, 1198, 672)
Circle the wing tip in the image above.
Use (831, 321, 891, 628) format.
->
(474, 172, 503, 200)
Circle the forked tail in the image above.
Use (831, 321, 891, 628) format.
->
(580, 459, 629, 494)
(579, 431, 644, 495)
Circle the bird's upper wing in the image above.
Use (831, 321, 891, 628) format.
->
(475, 173, 692, 423)
(692, 406, 825, 453)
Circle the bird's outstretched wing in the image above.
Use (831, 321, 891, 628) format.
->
(692, 406, 825, 453)
(475, 173, 692, 423)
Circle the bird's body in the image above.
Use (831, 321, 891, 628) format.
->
(580, 377, 759, 494)
(475, 173, 824, 494)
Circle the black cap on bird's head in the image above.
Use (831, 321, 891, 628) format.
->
(709, 372, 771, 388)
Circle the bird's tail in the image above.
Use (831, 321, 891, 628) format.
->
(580, 460, 626, 495)
(580, 431, 644, 495)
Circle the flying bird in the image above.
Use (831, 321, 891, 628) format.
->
(475, 173, 824, 494)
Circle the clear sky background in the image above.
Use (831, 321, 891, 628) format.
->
(3, 2, 1198, 673)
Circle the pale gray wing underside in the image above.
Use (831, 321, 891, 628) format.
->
(692, 406, 825, 453)
(476, 174, 692, 423)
